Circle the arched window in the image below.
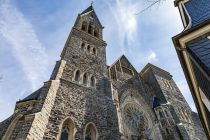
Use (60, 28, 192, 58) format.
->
(159, 111, 164, 119)
(88, 24, 93, 34)
(92, 48, 96, 55)
(75, 70, 80, 82)
(2, 114, 24, 140)
(85, 123, 97, 140)
(83, 73, 88, 85)
(166, 128, 169, 134)
(94, 28, 99, 37)
(81, 42, 85, 50)
(60, 125, 69, 140)
(59, 118, 75, 140)
(87, 45, 91, 52)
(165, 110, 169, 117)
(82, 22, 87, 31)
(90, 76, 95, 87)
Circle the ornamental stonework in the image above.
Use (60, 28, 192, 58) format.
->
(0, 5, 207, 140)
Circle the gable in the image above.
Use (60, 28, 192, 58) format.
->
(79, 6, 103, 28)
(108, 55, 138, 79)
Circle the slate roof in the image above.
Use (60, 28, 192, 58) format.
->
(186, 35, 210, 75)
(184, 0, 210, 27)
(152, 96, 162, 109)
(79, 5, 103, 28)
(81, 5, 93, 15)
(17, 88, 42, 103)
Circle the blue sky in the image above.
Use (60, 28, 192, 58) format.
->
(0, 0, 196, 121)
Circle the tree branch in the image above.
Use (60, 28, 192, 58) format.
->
(135, 0, 163, 15)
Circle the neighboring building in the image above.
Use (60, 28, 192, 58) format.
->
(172, 0, 210, 138)
(0, 5, 207, 140)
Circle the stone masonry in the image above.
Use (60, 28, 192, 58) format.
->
(0, 5, 207, 140)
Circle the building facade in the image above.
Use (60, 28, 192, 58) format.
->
(0, 5, 207, 140)
(172, 0, 210, 138)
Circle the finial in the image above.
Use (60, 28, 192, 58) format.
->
(91, 0, 93, 6)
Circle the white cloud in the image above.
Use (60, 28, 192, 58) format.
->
(0, 0, 48, 90)
(147, 51, 158, 62)
(104, 0, 142, 53)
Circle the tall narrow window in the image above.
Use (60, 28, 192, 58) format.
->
(165, 110, 169, 117)
(88, 24, 93, 34)
(83, 73, 88, 85)
(159, 111, 164, 119)
(82, 22, 87, 31)
(75, 70, 80, 81)
(87, 45, 91, 52)
(85, 123, 97, 140)
(59, 118, 75, 140)
(60, 125, 69, 140)
(92, 48, 96, 55)
(90, 76, 95, 87)
(81, 42, 85, 50)
(166, 128, 169, 134)
(94, 28, 99, 37)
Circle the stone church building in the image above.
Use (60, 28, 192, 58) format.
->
(0, 5, 207, 140)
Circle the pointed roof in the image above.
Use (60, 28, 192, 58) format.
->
(140, 63, 171, 76)
(81, 5, 94, 15)
(17, 87, 42, 103)
(109, 55, 138, 74)
(79, 5, 103, 28)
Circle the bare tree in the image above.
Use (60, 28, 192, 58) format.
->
(136, 0, 166, 15)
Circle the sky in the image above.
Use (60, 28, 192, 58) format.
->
(0, 0, 197, 121)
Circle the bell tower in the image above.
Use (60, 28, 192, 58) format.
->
(46, 5, 121, 139)
(0, 5, 120, 140)
(56, 5, 107, 85)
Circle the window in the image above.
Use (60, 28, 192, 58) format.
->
(60, 125, 69, 140)
(83, 73, 88, 85)
(88, 24, 93, 34)
(59, 118, 75, 140)
(85, 123, 97, 140)
(75, 70, 80, 81)
(159, 111, 164, 119)
(165, 110, 169, 117)
(81, 42, 85, 50)
(166, 128, 169, 134)
(87, 45, 91, 52)
(90, 76, 95, 87)
(94, 28, 99, 37)
(92, 48, 96, 55)
(82, 22, 87, 31)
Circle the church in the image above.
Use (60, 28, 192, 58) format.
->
(0, 5, 207, 140)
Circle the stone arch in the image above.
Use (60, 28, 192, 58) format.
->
(84, 122, 98, 140)
(2, 114, 24, 140)
(81, 21, 87, 31)
(118, 86, 158, 139)
(74, 70, 81, 82)
(58, 117, 76, 140)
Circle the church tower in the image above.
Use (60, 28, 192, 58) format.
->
(0, 4, 207, 140)
(0, 5, 121, 140)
